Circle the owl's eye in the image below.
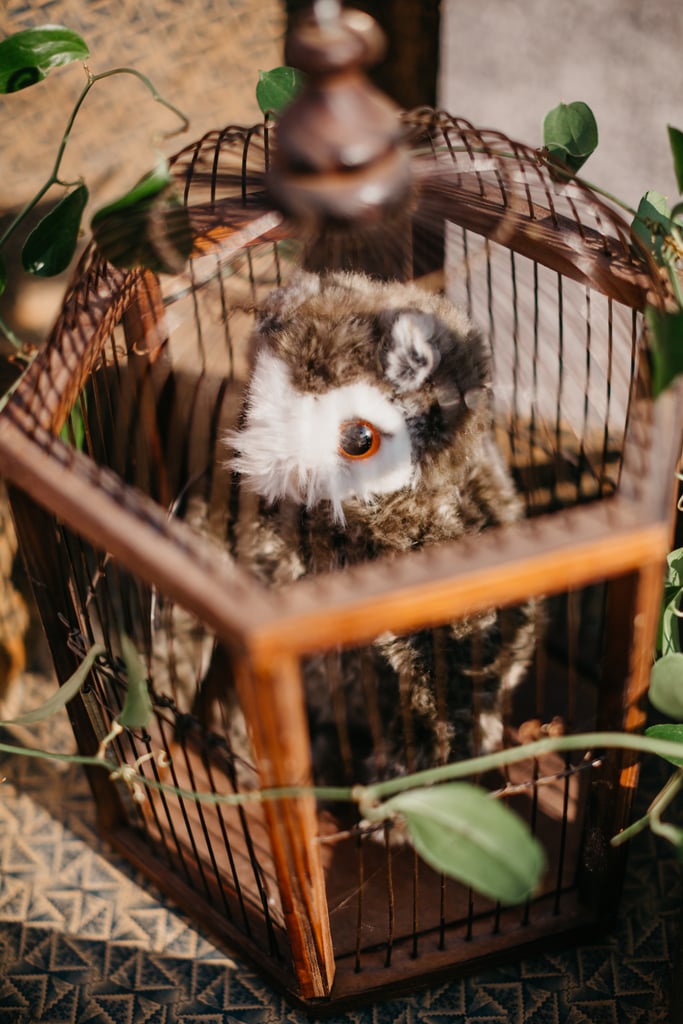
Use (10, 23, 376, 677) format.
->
(338, 420, 382, 460)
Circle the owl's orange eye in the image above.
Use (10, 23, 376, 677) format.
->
(338, 420, 382, 460)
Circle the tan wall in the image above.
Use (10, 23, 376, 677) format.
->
(1, 0, 286, 342)
(439, 0, 682, 208)
(2, 1, 286, 206)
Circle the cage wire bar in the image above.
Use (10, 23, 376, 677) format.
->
(0, 98, 681, 1008)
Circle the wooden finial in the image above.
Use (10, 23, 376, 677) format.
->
(267, 5, 412, 224)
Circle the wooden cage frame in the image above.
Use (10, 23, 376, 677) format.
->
(0, 111, 681, 1009)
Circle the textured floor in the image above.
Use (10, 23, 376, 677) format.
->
(2, 4, 682, 1019)
(0, 674, 679, 1024)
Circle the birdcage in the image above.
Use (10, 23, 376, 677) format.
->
(1, 5, 681, 1012)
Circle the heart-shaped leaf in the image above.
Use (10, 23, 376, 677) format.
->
(668, 125, 683, 195)
(657, 549, 683, 656)
(632, 190, 673, 265)
(60, 394, 87, 450)
(22, 184, 88, 277)
(256, 66, 306, 116)
(650, 652, 683, 720)
(92, 158, 192, 274)
(379, 783, 546, 904)
(0, 643, 104, 726)
(645, 723, 683, 767)
(118, 634, 152, 729)
(658, 585, 683, 656)
(0, 26, 89, 93)
(91, 157, 173, 222)
(666, 548, 683, 588)
(543, 101, 598, 177)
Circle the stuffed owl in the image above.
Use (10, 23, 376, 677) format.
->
(224, 269, 538, 786)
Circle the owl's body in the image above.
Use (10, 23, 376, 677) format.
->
(224, 270, 537, 785)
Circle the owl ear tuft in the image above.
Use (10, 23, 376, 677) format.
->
(380, 310, 442, 393)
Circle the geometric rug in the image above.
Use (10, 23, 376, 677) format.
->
(0, 675, 680, 1023)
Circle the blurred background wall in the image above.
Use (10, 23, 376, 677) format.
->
(0, 0, 286, 345)
(2, 0, 682, 346)
(440, 0, 683, 206)
(1, 0, 286, 209)
(1, 0, 442, 346)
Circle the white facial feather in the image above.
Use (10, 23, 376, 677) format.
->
(226, 351, 414, 522)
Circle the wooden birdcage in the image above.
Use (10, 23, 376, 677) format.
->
(0, 5, 681, 1011)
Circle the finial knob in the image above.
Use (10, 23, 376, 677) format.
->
(267, 6, 412, 224)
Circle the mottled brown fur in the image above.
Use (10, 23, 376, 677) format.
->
(228, 271, 538, 785)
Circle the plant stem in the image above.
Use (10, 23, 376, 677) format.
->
(90, 67, 189, 137)
(0, 63, 189, 347)
(4, 729, 683, 815)
(610, 766, 683, 847)
(0, 68, 94, 253)
(553, 168, 638, 218)
(648, 767, 683, 843)
(0, 314, 30, 352)
(0, 349, 38, 414)
(0, 736, 353, 807)
(359, 731, 683, 805)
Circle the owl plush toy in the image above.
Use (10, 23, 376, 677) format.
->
(225, 270, 537, 785)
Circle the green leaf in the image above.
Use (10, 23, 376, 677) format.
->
(256, 66, 306, 116)
(0, 252, 6, 297)
(91, 157, 172, 223)
(380, 783, 546, 904)
(91, 158, 192, 275)
(650, 652, 683, 719)
(668, 126, 683, 194)
(657, 548, 683, 656)
(0, 25, 89, 93)
(118, 635, 152, 730)
(543, 101, 598, 177)
(632, 191, 672, 265)
(60, 392, 87, 450)
(675, 835, 683, 863)
(671, 200, 683, 229)
(666, 548, 683, 588)
(21, 184, 88, 277)
(0, 643, 104, 726)
(645, 305, 683, 397)
(645, 723, 683, 767)
(659, 586, 683, 656)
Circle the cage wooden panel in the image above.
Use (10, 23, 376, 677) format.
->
(0, 109, 681, 1010)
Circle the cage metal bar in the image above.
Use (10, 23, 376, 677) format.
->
(202, 753, 256, 939)
(509, 248, 520, 462)
(3, 103, 682, 1007)
(416, 165, 656, 310)
(2, 294, 679, 991)
(354, 832, 364, 972)
(384, 829, 396, 967)
(600, 298, 616, 493)
(554, 273, 564, 507)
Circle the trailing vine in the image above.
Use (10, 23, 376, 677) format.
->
(1, 38, 683, 905)
(0, 25, 191, 354)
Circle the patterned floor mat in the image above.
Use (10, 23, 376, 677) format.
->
(0, 672, 680, 1024)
